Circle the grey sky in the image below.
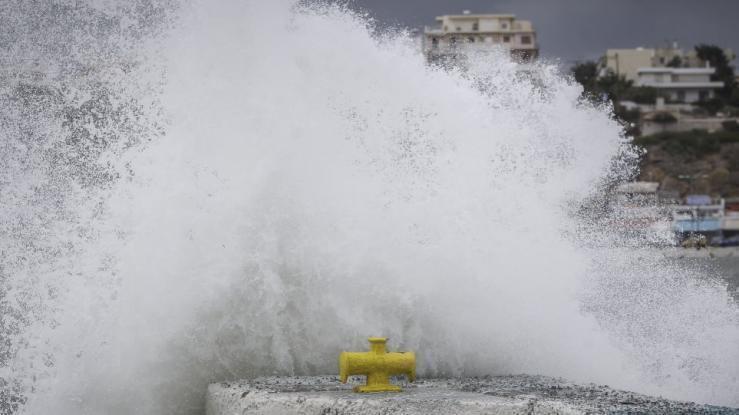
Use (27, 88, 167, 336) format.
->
(348, 0, 739, 66)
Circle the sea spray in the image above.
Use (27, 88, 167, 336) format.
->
(1, 1, 737, 414)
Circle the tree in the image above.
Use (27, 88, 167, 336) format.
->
(696, 98, 724, 115)
(622, 86, 658, 104)
(666, 56, 683, 68)
(596, 71, 634, 101)
(571, 61, 599, 99)
(695, 44, 737, 103)
(570, 61, 633, 103)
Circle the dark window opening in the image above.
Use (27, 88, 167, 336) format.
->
(521, 35, 531, 45)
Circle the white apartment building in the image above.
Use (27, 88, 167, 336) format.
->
(604, 44, 734, 82)
(604, 48, 654, 82)
(636, 67, 723, 103)
(422, 11, 538, 64)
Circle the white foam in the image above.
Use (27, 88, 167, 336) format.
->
(7, 1, 738, 413)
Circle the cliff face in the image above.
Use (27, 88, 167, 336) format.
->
(636, 135, 739, 197)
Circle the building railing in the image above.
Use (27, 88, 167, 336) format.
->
(637, 80, 724, 89)
(424, 26, 444, 34)
(424, 42, 538, 52)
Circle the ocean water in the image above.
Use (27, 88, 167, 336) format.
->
(1, 1, 737, 414)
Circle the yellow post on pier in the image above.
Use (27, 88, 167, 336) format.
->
(339, 337, 416, 393)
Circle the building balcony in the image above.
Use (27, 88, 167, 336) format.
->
(424, 29, 536, 36)
(424, 26, 444, 34)
(637, 81, 724, 89)
(425, 42, 538, 51)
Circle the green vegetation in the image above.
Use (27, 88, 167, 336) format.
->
(634, 129, 739, 156)
(650, 112, 677, 124)
(722, 120, 739, 132)
(666, 56, 683, 68)
(695, 44, 738, 107)
(695, 98, 724, 116)
(571, 61, 634, 103)
(620, 86, 657, 104)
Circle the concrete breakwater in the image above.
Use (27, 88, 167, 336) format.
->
(658, 247, 739, 296)
(206, 375, 739, 414)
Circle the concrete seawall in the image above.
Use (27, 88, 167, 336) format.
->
(206, 375, 738, 414)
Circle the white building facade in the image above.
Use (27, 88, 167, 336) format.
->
(636, 67, 723, 103)
(422, 12, 538, 64)
(604, 44, 734, 83)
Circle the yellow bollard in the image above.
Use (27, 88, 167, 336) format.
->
(339, 337, 416, 393)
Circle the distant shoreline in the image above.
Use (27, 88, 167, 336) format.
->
(658, 245, 739, 258)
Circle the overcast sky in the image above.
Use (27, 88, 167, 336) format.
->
(348, 0, 739, 65)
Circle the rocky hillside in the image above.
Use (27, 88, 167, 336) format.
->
(635, 130, 739, 197)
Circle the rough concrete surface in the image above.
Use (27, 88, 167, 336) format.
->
(206, 375, 739, 415)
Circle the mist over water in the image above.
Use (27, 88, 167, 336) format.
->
(1, 1, 738, 414)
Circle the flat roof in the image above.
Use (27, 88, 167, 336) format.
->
(606, 48, 654, 53)
(436, 14, 517, 20)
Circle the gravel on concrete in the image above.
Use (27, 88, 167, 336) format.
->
(206, 375, 739, 415)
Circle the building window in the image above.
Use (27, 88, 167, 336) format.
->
(503, 35, 510, 43)
(431, 37, 438, 49)
(456, 26, 461, 31)
(521, 35, 531, 45)
(501, 22, 508, 29)
(677, 90, 686, 102)
(472, 22, 479, 31)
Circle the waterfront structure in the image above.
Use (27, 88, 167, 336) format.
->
(635, 67, 723, 103)
(608, 182, 739, 242)
(723, 197, 739, 236)
(671, 196, 724, 235)
(422, 11, 538, 64)
(609, 182, 668, 236)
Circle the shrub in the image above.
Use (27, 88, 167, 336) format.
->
(634, 129, 724, 157)
(696, 98, 724, 115)
(622, 86, 658, 104)
(722, 120, 739, 132)
(710, 167, 730, 188)
(652, 112, 677, 123)
(615, 106, 640, 123)
(714, 130, 739, 143)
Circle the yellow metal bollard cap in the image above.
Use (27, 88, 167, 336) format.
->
(339, 337, 416, 393)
